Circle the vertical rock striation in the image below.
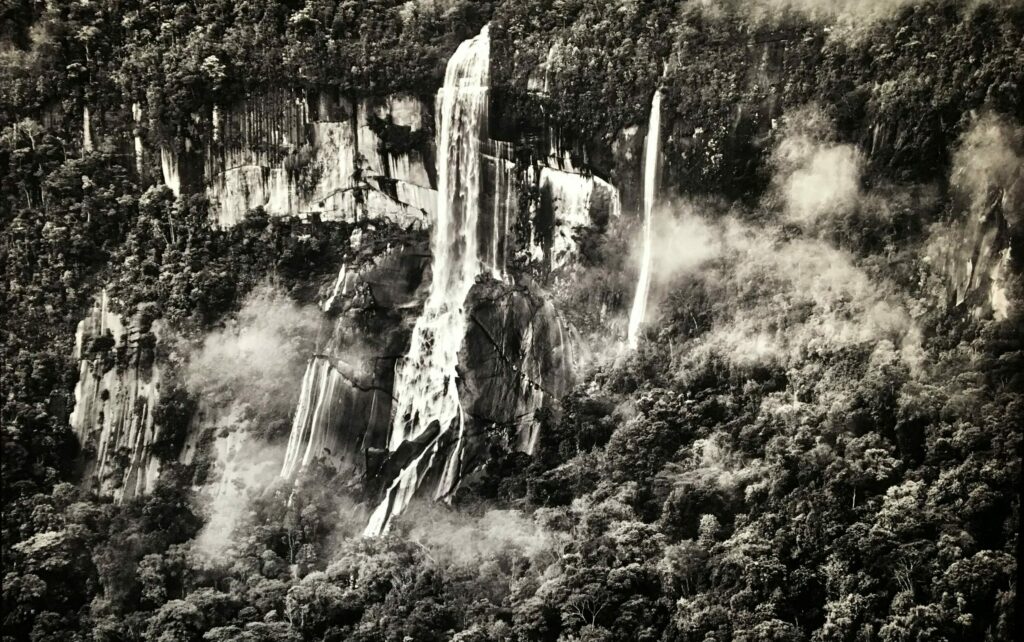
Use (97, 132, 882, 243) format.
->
(280, 235, 431, 484)
(205, 90, 437, 229)
(70, 291, 162, 501)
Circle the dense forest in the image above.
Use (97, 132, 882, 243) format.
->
(2, 1, 1021, 641)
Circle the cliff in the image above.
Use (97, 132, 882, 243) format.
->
(69, 290, 163, 501)
(7, 4, 1022, 640)
(201, 92, 436, 229)
(66, 16, 1019, 526)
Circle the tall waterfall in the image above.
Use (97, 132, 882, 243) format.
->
(364, 25, 492, 536)
(627, 90, 662, 349)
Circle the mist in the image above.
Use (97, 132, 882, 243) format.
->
(924, 112, 1023, 319)
(616, 201, 722, 350)
(183, 285, 322, 562)
(694, 0, 1022, 25)
(394, 503, 558, 566)
(685, 213, 922, 373)
(662, 434, 767, 493)
(769, 104, 864, 229)
(192, 436, 285, 561)
(950, 112, 1024, 219)
(182, 285, 322, 423)
(649, 204, 723, 280)
(622, 101, 926, 378)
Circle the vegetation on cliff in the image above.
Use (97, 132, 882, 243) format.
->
(2, 1, 1021, 642)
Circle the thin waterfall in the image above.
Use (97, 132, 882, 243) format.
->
(280, 258, 350, 479)
(83, 105, 93, 152)
(321, 263, 348, 312)
(365, 25, 492, 536)
(280, 356, 340, 478)
(486, 141, 517, 280)
(281, 362, 318, 478)
(627, 90, 662, 349)
(132, 103, 145, 176)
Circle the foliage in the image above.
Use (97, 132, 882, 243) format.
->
(2, 2, 1021, 642)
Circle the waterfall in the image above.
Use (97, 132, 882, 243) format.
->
(83, 105, 93, 152)
(322, 263, 348, 312)
(132, 103, 144, 176)
(281, 357, 340, 478)
(364, 25, 493, 536)
(484, 141, 517, 280)
(537, 169, 619, 271)
(161, 146, 181, 197)
(627, 90, 662, 349)
(280, 259, 361, 478)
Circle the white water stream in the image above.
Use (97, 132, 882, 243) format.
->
(364, 25, 493, 535)
(627, 90, 663, 349)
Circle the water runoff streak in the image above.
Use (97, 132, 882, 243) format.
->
(364, 25, 492, 535)
(627, 90, 662, 349)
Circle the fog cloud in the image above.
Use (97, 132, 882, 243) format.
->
(772, 105, 864, 228)
(950, 112, 1024, 223)
(695, 0, 1021, 25)
(925, 113, 1023, 319)
(182, 285, 321, 420)
(662, 433, 767, 492)
(184, 286, 322, 561)
(650, 205, 723, 281)
(395, 504, 557, 566)
(676, 215, 922, 376)
(192, 435, 285, 561)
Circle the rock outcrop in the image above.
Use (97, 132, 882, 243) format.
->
(70, 291, 163, 500)
(929, 191, 1017, 320)
(202, 90, 436, 229)
(461, 282, 576, 456)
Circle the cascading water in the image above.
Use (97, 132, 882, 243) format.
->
(280, 258, 350, 479)
(321, 263, 348, 312)
(364, 25, 493, 536)
(280, 356, 341, 478)
(484, 140, 517, 280)
(536, 169, 620, 271)
(627, 90, 663, 349)
(83, 105, 93, 152)
(132, 103, 145, 176)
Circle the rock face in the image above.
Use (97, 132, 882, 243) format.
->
(534, 167, 621, 273)
(929, 191, 1016, 320)
(277, 246, 577, 523)
(163, 82, 625, 275)
(927, 116, 1021, 321)
(72, 33, 625, 512)
(277, 28, 592, 534)
(72, 114, 613, 508)
(461, 283, 576, 455)
(203, 90, 436, 229)
(70, 291, 162, 501)
(363, 280, 575, 532)
(281, 238, 431, 481)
